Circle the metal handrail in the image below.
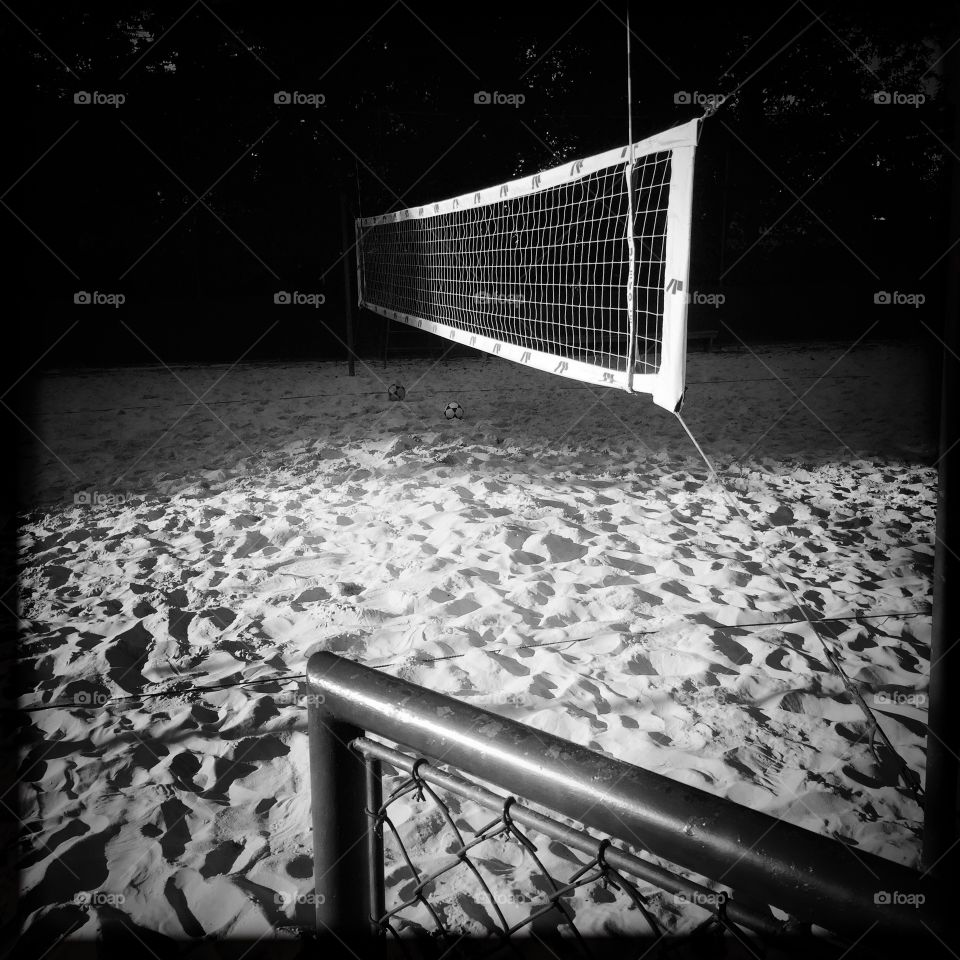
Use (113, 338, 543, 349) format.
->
(305, 650, 944, 950)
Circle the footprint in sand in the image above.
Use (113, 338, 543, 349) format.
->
(485, 650, 530, 677)
(286, 854, 313, 879)
(169, 752, 204, 793)
(163, 875, 205, 937)
(295, 586, 331, 603)
(18, 819, 90, 871)
(523, 532, 588, 563)
(21, 823, 122, 917)
(43, 565, 71, 589)
(231, 531, 270, 559)
(201, 735, 290, 802)
(199, 839, 246, 878)
(510, 550, 545, 566)
(159, 797, 193, 861)
(605, 554, 656, 577)
(709, 631, 753, 667)
(197, 608, 237, 634)
(104, 620, 154, 694)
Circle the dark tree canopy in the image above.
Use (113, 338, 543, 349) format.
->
(7, 1, 956, 362)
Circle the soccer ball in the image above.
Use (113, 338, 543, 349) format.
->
(444, 401, 464, 420)
(388, 383, 405, 401)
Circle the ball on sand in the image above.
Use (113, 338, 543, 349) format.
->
(388, 383, 406, 401)
(444, 401, 464, 420)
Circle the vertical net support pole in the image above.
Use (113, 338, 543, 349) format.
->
(354, 215, 365, 312)
(340, 194, 356, 376)
(365, 756, 385, 942)
(652, 138, 696, 411)
(308, 695, 371, 946)
(623, 6, 638, 392)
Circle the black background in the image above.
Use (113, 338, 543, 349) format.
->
(3, 5, 959, 955)
(6, 1, 955, 367)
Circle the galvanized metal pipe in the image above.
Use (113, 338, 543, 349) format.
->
(307, 651, 943, 943)
(307, 698, 372, 946)
(365, 754, 385, 942)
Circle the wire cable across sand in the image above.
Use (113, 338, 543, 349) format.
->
(675, 410, 926, 806)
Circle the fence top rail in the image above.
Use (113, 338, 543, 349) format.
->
(307, 651, 942, 942)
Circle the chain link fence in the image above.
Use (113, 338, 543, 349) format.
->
(356, 737, 827, 959)
(306, 652, 939, 959)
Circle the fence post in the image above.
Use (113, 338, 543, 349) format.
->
(308, 694, 371, 948)
(365, 756, 385, 938)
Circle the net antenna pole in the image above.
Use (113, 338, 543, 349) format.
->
(623, 2, 638, 393)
